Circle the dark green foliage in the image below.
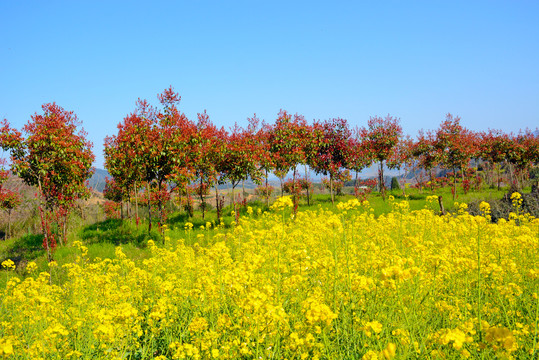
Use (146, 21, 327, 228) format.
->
(0, 233, 45, 264)
(391, 176, 400, 190)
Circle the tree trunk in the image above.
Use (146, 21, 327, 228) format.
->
(177, 186, 182, 213)
(452, 167, 457, 200)
(200, 177, 205, 220)
(508, 163, 515, 187)
(293, 167, 297, 210)
(147, 181, 152, 233)
(134, 181, 139, 226)
(215, 184, 221, 222)
(158, 180, 164, 226)
(304, 165, 310, 206)
(438, 196, 446, 216)
(38, 179, 52, 262)
(227, 181, 232, 207)
(186, 185, 193, 218)
(330, 174, 334, 204)
(232, 183, 240, 224)
(232, 184, 236, 214)
(379, 161, 386, 200)
(355, 170, 359, 199)
(242, 180, 245, 203)
(496, 164, 502, 191)
(62, 212, 67, 246)
(7, 210, 11, 240)
(401, 168, 407, 196)
(265, 169, 270, 208)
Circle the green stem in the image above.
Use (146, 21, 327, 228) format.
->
(477, 225, 482, 342)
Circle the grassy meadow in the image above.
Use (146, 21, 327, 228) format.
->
(0, 187, 538, 359)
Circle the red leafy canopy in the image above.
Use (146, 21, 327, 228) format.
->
(360, 114, 403, 167)
(310, 118, 352, 177)
(1, 107, 94, 256)
(0, 153, 22, 213)
(434, 113, 477, 172)
(8, 104, 94, 209)
(269, 110, 310, 174)
(478, 129, 513, 166)
(190, 110, 226, 189)
(105, 87, 197, 230)
(220, 121, 263, 188)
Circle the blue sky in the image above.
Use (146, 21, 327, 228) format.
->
(1, 1, 538, 168)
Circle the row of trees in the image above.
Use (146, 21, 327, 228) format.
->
(104, 88, 539, 232)
(1, 88, 538, 248)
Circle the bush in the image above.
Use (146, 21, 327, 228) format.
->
(390, 177, 400, 190)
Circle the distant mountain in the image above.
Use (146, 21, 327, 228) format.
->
(88, 168, 110, 192)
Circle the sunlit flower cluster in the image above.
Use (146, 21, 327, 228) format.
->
(510, 191, 522, 208)
(270, 195, 294, 210)
(336, 198, 362, 211)
(1, 259, 15, 271)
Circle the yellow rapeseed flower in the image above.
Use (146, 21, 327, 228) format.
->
(1, 259, 15, 271)
(271, 196, 294, 210)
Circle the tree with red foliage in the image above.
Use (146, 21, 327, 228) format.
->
(310, 118, 352, 204)
(153, 88, 195, 226)
(322, 170, 352, 197)
(0, 106, 94, 260)
(253, 117, 275, 207)
(221, 121, 263, 216)
(105, 103, 154, 230)
(107, 87, 194, 232)
(360, 115, 402, 200)
(478, 130, 514, 190)
(347, 128, 373, 199)
(189, 111, 226, 220)
(507, 130, 539, 189)
(0, 157, 21, 240)
(0, 120, 22, 240)
(392, 135, 415, 195)
(104, 136, 142, 220)
(412, 130, 440, 191)
(269, 110, 310, 209)
(138, 185, 171, 219)
(103, 200, 121, 220)
(102, 177, 126, 217)
(434, 114, 477, 199)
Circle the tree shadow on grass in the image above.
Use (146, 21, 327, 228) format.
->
(394, 193, 426, 200)
(167, 212, 190, 226)
(79, 218, 158, 247)
(0, 233, 45, 264)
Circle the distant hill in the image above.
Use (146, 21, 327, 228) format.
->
(88, 168, 110, 192)
(88, 164, 409, 193)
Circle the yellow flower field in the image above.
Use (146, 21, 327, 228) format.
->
(1, 196, 538, 359)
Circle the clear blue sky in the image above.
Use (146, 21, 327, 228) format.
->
(1, 1, 538, 168)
